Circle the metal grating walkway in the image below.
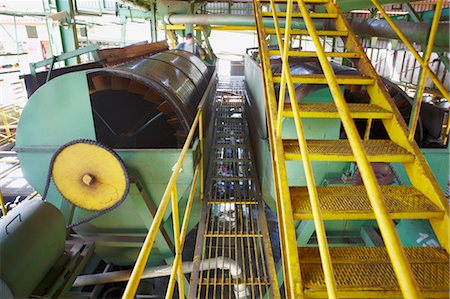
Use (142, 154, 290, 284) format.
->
(189, 77, 280, 299)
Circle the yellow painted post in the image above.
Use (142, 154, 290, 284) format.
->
(170, 185, 184, 299)
(408, 0, 443, 140)
(180, 166, 200, 245)
(301, 0, 422, 297)
(199, 109, 204, 201)
(1, 109, 11, 137)
(166, 166, 199, 298)
(364, 118, 372, 140)
(0, 191, 7, 216)
(444, 116, 450, 145)
(165, 256, 182, 298)
(371, 0, 449, 100)
(268, 0, 288, 135)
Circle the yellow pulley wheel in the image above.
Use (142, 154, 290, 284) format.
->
(51, 139, 129, 211)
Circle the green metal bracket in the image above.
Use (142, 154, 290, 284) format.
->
(360, 226, 384, 246)
(403, 3, 423, 23)
(29, 44, 100, 76)
(296, 220, 315, 246)
(369, 7, 378, 18)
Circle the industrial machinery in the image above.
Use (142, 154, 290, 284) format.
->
(0, 47, 217, 298)
(0, 0, 449, 298)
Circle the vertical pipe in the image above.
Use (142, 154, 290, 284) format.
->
(13, 16, 19, 65)
(150, 2, 157, 42)
(120, 20, 127, 47)
(55, 0, 79, 66)
(408, 0, 444, 140)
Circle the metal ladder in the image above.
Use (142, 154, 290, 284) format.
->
(252, 0, 449, 298)
(189, 77, 280, 298)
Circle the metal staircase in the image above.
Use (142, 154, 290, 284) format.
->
(252, 0, 450, 298)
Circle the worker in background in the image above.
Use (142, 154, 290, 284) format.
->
(176, 33, 201, 57)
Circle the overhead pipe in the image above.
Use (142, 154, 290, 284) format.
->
(349, 18, 449, 50)
(125, 0, 412, 12)
(164, 14, 449, 51)
(73, 257, 249, 298)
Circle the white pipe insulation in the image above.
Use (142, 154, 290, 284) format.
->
(73, 257, 249, 298)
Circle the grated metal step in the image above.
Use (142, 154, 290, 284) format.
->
(298, 246, 450, 298)
(283, 139, 414, 162)
(272, 74, 374, 85)
(290, 185, 443, 220)
(268, 50, 360, 58)
(261, 12, 337, 18)
(282, 103, 392, 119)
(264, 29, 349, 37)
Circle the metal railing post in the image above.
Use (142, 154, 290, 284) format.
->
(170, 185, 184, 299)
(0, 191, 7, 216)
(1, 109, 11, 137)
(199, 109, 204, 201)
(408, 0, 444, 140)
(122, 112, 201, 298)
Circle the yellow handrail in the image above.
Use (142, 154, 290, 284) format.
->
(309, 2, 422, 298)
(0, 191, 7, 216)
(408, 0, 443, 140)
(269, 0, 287, 135)
(122, 109, 204, 299)
(444, 115, 450, 145)
(269, 0, 338, 297)
(252, 0, 303, 297)
(166, 165, 200, 297)
(370, 0, 449, 101)
(0, 109, 11, 137)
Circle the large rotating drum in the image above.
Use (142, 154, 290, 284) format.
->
(88, 49, 210, 148)
(15, 50, 215, 265)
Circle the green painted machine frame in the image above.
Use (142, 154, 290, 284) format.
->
(15, 71, 204, 266)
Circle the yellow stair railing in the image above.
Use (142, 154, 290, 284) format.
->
(252, 0, 449, 298)
(252, 0, 303, 296)
(0, 104, 21, 144)
(122, 108, 204, 299)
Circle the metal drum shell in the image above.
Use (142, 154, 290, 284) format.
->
(87, 50, 210, 132)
